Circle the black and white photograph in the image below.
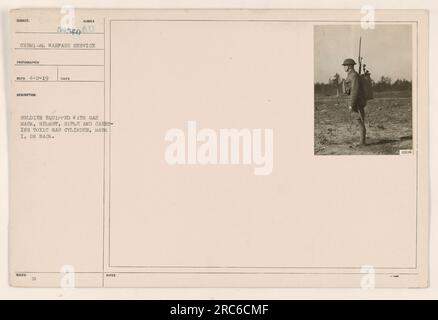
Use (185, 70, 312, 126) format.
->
(314, 24, 414, 155)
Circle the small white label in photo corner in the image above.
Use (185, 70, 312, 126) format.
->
(399, 149, 414, 155)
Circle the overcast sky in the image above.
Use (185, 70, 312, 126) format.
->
(314, 24, 412, 83)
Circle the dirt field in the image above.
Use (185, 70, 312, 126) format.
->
(314, 91, 413, 155)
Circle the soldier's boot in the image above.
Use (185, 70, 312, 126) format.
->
(358, 119, 366, 145)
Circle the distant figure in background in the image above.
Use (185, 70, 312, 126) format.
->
(342, 58, 367, 146)
(331, 73, 341, 97)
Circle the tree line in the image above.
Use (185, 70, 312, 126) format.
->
(314, 75, 412, 96)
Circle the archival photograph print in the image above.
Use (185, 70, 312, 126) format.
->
(314, 24, 413, 155)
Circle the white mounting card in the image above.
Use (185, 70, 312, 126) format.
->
(8, 9, 429, 288)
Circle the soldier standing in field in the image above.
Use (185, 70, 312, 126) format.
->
(342, 58, 367, 146)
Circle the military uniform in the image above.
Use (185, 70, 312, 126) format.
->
(343, 58, 367, 145)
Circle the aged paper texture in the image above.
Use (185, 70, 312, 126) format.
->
(8, 9, 429, 287)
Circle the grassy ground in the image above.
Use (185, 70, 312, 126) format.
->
(314, 91, 413, 155)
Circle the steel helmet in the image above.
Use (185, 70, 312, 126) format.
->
(342, 58, 356, 66)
